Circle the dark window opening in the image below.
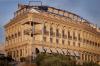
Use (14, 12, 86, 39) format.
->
(62, 40, 64, 44)
(68, 41, 70, 46)
(50, 27, 55, 36)
(56, 39, 59, 44)
(50, 38, 53, 43)
(68, 31, 72, 40)
(43, 37, 46, 42)
(35, 48, 40, 54)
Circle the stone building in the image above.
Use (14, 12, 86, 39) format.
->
(4, 3, 100, 63)
(0, 44, 6, 56)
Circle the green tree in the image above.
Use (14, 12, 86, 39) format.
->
(33, 53, 100, 66)
(83, 62, 100, 66)
(34, 53, 77, 66)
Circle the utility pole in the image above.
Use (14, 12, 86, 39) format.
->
(42, 22, 45, 52)
(32, 21, 35, 60)
(28, 0, 43, 64)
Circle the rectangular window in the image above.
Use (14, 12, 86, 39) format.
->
(62, 30, 64, 38)
(56, 29, 59, 37)
(68, 41, 70, 46)
(18, 32, 21, 36)
(50, 38, 53, 43)
(62, 40, 64, 44)
(56, 39, 59, 44)
(83, 39, 86, 43)
(24, 30, 29, 35)
(78, 33, 81, 41)
(73, 32, 77, 40)
(78, 43, 80, 47)
(16, 50, 19, 57)
(13, 51, 15, 57)
(82, 54, 84, 60)
(50, 27, 54, 36)
(43, 37, 46, 42)
(20, 49, 22, 56)
(68, 31, 72, 40)
(6, 37, 8, 41)
(43, 25, 49, 35)
(73, 42, 75, 46)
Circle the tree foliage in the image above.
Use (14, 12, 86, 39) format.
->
(0, 55, 14, 66)
(83, 62, 100, 66)
(33, 53, 100, 66)
(34, 53, 76, 66)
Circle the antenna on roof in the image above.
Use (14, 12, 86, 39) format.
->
(28, 0, 42, 6)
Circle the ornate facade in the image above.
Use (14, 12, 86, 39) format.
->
(0, 44, 6, 56)
(4, 4, 100, 62)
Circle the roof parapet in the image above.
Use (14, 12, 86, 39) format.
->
(5, 2, 100, 33)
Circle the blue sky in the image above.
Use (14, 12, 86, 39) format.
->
(0, 0, 100, 43)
